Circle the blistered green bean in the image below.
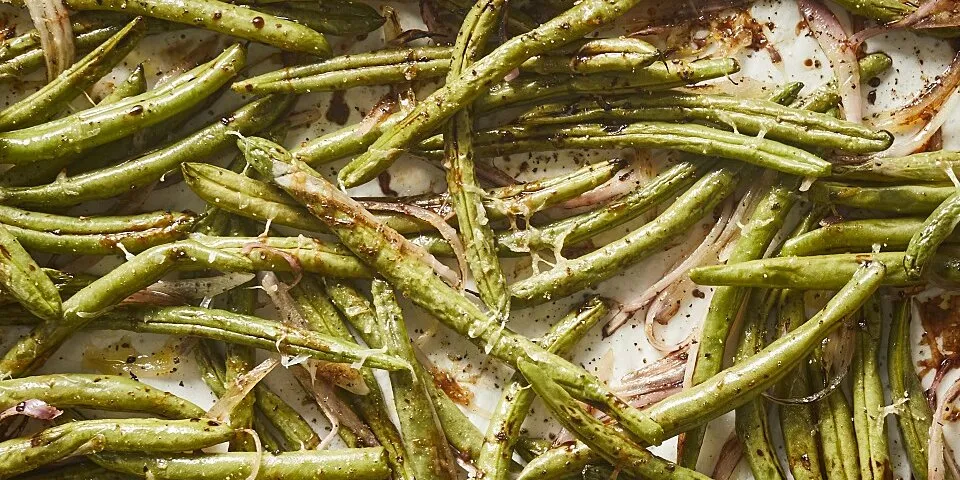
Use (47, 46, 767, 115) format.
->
(0, 224, 61, 321)
(888, 298, 932, 480)
(905, 190, 960, 278)
(851, 295, 891, 480)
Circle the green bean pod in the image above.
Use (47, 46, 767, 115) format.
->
(1, 220, 196, 255)
(791, 53, 894, 113)
(0, 26, 122, 81)
(516, 443, 602, 480)
(0, 18, 146, 131)
(0, 417, 236, 478)
(194, 235, 371, 278)
(519, 92, 892, 153)
(93, 449, 391, 480)
(0, 374, 203, 418)
(63, 0, 331, 55)
(781, 217, 939, 256)
(253, 0, 386, 36)
(372, 279, 458, 480)
(100, 63, 149, 104)
(418, 122, 831, 178)
(733, 290, 786, 480)
(851, 295, 891, 479)
(690, 250, 960, 289)
(518, 359, 709, 479)
(832, 151, 960, 183)
(905, 190, 960, 277)
(809, 344, 860, 480)
(509, 164, 740, 307)
(14, 461, 136, 480)
(0, 94, 292, 207)
(811, 181, 955, 215)
(0, 224, 61, 321)
(888, 298, 932, 480)
(0, 44, 245, 165)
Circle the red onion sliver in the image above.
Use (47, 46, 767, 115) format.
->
(798, 0, 862, 122)
(0, 399, 61, 421)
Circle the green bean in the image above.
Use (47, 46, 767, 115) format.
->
(194, 235, 371, 278)
(100, 63, 149, 104)
(781, 217, 938, 256)
(0, 94, 291, 207)
(832, 151, 960, 183)
(193, 341, 309, 452)
(679, 177, 799, 468)
(290, 277, 409, 478)
(0, 220, 196, 255)
(0, 12, 122, 61)
(791, 52, 894, 113)
(851, 295, 891, 479)
(16, 463, 136, 479)
(810, 181, 954, 214)
(62, 0, 331, 55)
(0, 224, 61, 321)
(808, 344, 860, 480)
(338, 0, 668, 188)
(93, 449, 391, 480)
(775, 292, 825, 480)
(0, 374, 203, 418)
(443, 0, 510, 321)
(0, 18, 145, 131)
(0, 239, 256, 377)
(0, 418, 232, 478)
(0, 206, 192, 235)
(689, 250, 960, 289)
(371, 279, 458, 480)
(518, 358, 709, 479)
(769, 81, 805, 105)
(478, 296, 608, 480)
(242, 137, 667, 445)
(732, 290, 786, 480)
(509, 164, 740, 307)
(474, 58, 741, 112)
(644, 261, 884, 439)
(0, 44, 245, 166)
(828, 0, 911, 22)
(253, 0, 385, 36)
(888, 298, 932, 480)
(0, 26, 122, 81)
(417, 122, 831, 178)
(499, 160, 706, 254)
(519, 92, 892, 153)
(905, 189, 960, 278)
(0, 269, 95, 307)
(516, 443, 602, 480)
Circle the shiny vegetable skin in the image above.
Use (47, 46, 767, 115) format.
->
(242, 139, 667, 445)
(781, 217, 939, 256)
(0, 26, 121, 82)
(371, 279, 458, 480)
(338, 0, 655, 187)
(0, 94, 292, 208)
(195, 235, 371, 278)
(509, 165, 739, 306)
(851, 296, 891, 480)
(0, 224, 61, 321)
(1, 220, 196, 255)
(644, 262, 885, 438)
(690, 251, 960, 289)
(100, 63, 149, 104)
(93, 449, 391, 480)
(0, 417, 235, 479)
(14, 461, 136, 480)
(809, 344, 860, 480)
(905, 190, 960, 278)
(0, 374, 203, 418)
(518, 359, 710, 480)
(0, 240, 256, 377)
(0, 44, 245, 165)
(0, 18, 145, 131)
(63, 0, 331, 55)
(888, 299, 932, 480)
(477, 296, 608, 479)
(831, 151, 960, 183)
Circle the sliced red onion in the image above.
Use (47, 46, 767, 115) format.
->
(361, 200, 466, 289)
(930, 373, 960, 480)
(798, 0, 862, 122)
(143, 273, 256, 301)
(241, 429, 263, 480)
(0, 399, 61, 421)
(614, 347, 686, 407)
(851, 0, 953, 44)
(292, 367, 378, 449)
(207, 357, 280, 423)
(503, 67, 520, 82)
(712, 434, 744, 480)
(561, 155, 648, 210)
(356, 95, 400, 137)
(872, 50, 960, 131)
(25, 0, 74, 80)
(242, 242, 304, 287)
